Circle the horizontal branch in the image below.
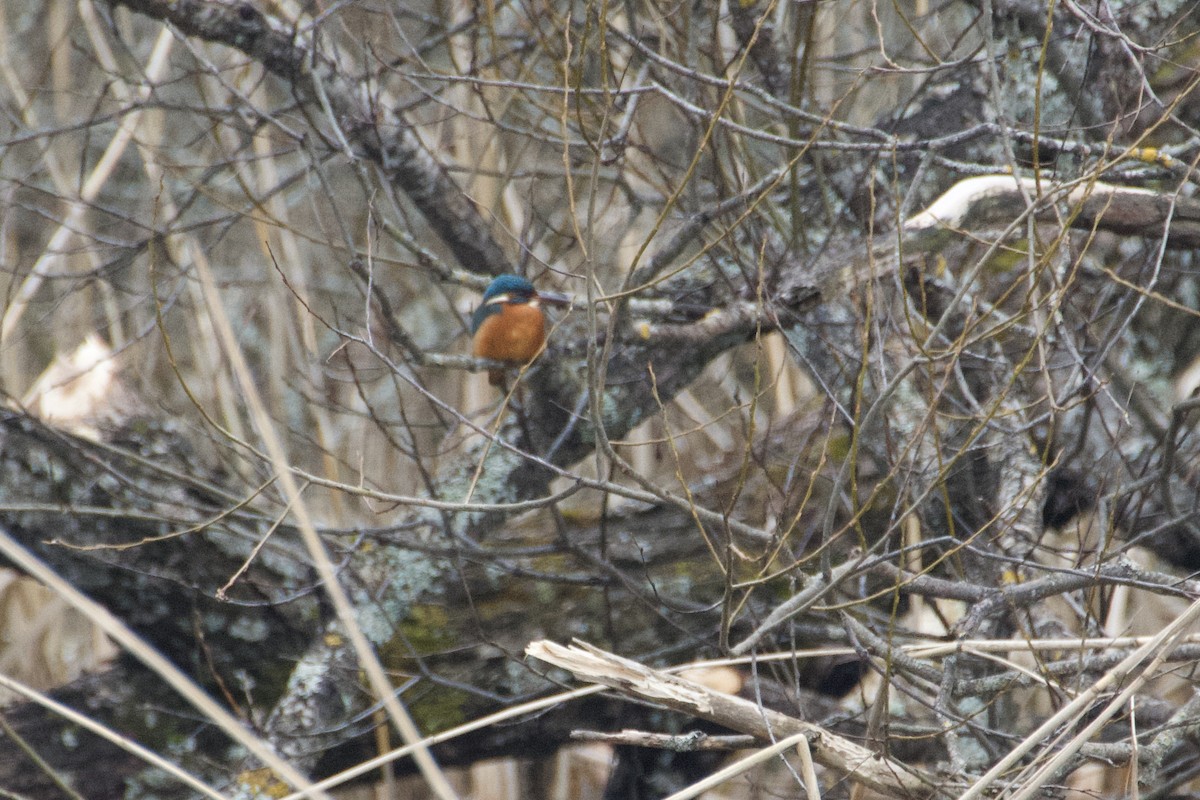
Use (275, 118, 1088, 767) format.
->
(652, 175, 1200, 348)
(526, 639, 949, 798)
(904, 175, 1200, 248)
(571, 729, 758, 751)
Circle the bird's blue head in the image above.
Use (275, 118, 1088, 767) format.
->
(481, 274, 536, 304)
(472, 274, 537, 333)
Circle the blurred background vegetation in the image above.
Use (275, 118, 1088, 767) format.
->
(0, 0, 1198, 797)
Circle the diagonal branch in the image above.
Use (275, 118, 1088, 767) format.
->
(108, 0, 514, 276)
(526, 639, 951, 798)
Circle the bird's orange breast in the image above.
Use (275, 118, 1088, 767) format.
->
(472, 300, 546, 364)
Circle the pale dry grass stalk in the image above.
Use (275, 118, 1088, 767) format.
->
(0, 2, 125, 384)
(0, 528, 320, 797)
(186, 208, 460, 800)
(43, 17, 457, 787)
(246, 85, 346, 503)
(0, 10, 172, 347)
(661, 732, 818, 800)
(0, 671, 228, 800)
(277, 684, 608, 799)
(960, 594, 1200, 800)
(82, 14, 253, 451)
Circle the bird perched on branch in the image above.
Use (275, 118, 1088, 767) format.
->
(471, 274, 569, 385)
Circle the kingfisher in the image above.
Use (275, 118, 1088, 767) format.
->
(471, 274, 569, 385)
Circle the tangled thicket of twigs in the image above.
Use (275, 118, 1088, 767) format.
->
(0, 0, 1198, 798)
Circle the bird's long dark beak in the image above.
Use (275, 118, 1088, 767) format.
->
(536, 291, 572, 307)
